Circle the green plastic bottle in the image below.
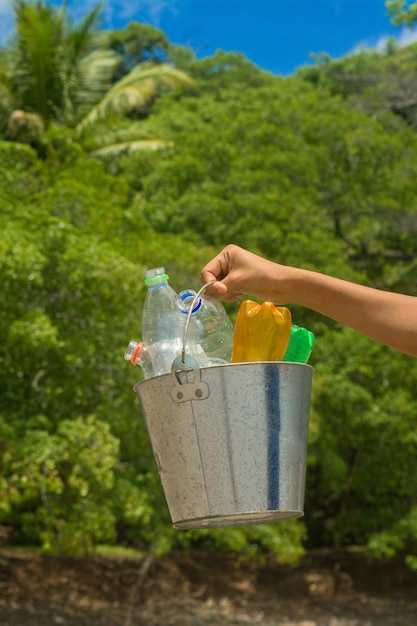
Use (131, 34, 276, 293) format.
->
(283, 325, 315, 364)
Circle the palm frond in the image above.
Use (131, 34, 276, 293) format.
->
(0, 80, 16, 110)
(0, 52, 18, 129)
(81, 120, 170, 153)
(12, 1, 65, 120)
(65, 1, 105, 63)
(71, 50, 121, 114)
(75, 62, 193, 137)
(90, 138, 173, 157)
(85, 122, 159, 144)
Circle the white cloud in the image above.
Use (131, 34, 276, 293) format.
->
(396, 25, 417, 47)
(102, 0, 181, 27)
(353, 25, 417, 55)
(145, 0, 180, 25)
(52, 0, 182, 34)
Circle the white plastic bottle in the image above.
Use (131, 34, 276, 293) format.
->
(177, 289, 234, 364)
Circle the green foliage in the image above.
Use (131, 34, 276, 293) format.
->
(0, 140, 153, 553)
(105, 21, 170, 66)
(307, 329, 417, 555)
(5, 415, 119, 553)
(368, 506, 417, 569)
(299, 36, 417, 130)
(386, 0, 417, 26)
(171, 521, 307, 565)
(122, 65, 417, 288)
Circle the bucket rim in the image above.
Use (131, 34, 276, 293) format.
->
(133, 360, 314, 391)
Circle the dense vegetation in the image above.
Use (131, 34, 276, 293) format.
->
(1, 1, 417, 569)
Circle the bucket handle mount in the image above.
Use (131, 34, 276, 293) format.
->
(170, 355, 209, 403)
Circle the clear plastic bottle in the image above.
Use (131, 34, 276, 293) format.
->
(231, 300, 292, 363)
(142, 268, 182, 343)
(283, 325, 315, 364)
(141, 267, 185, 376)
(124, 340, 155, 379)
(177, 289, 234, 364)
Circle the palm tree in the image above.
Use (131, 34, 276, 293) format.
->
(0, 1, 192, 154)
(74, 58, 190, 156)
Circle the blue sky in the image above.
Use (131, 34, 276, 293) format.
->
(1, 0, 416, 75)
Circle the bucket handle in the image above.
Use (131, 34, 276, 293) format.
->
(180, 280, 217, 364)
(170, 280, 216, 404)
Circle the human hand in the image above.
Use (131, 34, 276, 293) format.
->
(200, 244, 288, 303)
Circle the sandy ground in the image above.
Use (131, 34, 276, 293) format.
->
(0, 547, 416, 625)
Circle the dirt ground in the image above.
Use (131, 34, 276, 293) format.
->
(0, 547, 416, 626)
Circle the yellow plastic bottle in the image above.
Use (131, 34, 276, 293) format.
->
(231, 300, 292, 363)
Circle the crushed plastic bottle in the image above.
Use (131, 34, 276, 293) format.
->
(177, 289, 234, 364)
(283, 325, 315, 364)
(231, 300, 292, 363)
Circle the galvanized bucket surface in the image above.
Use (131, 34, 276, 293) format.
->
(135, 358, 313, 530)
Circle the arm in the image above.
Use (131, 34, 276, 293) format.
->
(200, 244, 417, 357)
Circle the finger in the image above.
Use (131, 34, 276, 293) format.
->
(222, 291, 243, 302)
(200, 255, 228, 284)
(203, 280, 228, 297)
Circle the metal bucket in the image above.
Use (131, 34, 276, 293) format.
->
(134, 357, 313, 530)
